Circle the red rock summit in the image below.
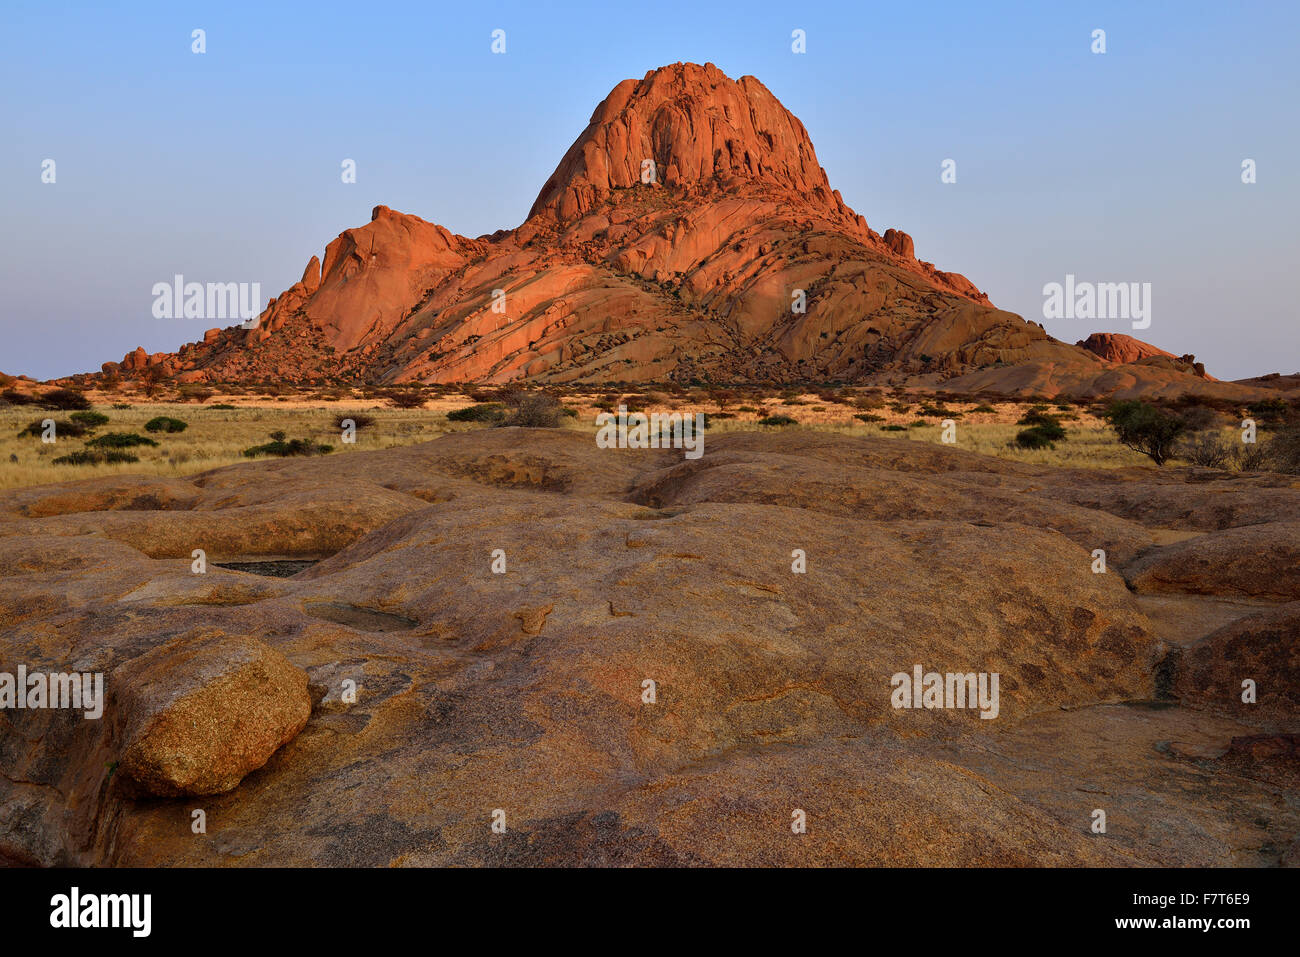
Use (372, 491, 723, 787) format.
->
(95, 63, 1258, 398)
(530, 62, 840, 222)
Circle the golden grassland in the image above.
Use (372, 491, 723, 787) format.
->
(0, 387, 1173, 490)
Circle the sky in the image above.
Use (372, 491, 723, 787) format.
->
(2, 0, 1296, 381)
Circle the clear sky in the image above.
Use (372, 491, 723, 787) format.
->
(2, 0, 1296, 381)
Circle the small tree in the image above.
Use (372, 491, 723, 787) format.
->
(1104, 400, 1186, 466)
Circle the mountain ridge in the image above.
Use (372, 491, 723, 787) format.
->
(89, 62, 1281, 400)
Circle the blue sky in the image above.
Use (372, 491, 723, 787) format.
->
(2, 0, 1296, 380)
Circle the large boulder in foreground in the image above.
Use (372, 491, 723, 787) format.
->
(1126, 521, 1300, 600)
(112, 632, 310, 796)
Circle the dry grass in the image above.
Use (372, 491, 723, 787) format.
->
(0, 389, 1162, 490)
(0, 398, 479, 490)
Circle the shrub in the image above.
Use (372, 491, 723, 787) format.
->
(386, 389, 428, 409)
(87, 432, 158, 448)
(880, 424, 907, 432)
(971, 404, 997, 414)
(1, 389, 37, 406)
(1180, 431, 1233, 468)
(447, 403, 505, 423)
(1246, 398, 1289, 424)
(1234, 441, 1274, 471)
(918, 404, 959, 418)
(18, 418, 88, 439)
(854, 413, 884, 423)
(335, 412, 376, 429)
(144, 416, 188, 433)
(758, 414, 798, 426)
(1262, 426, 1300, 474)
(209, 403, 236, 410)
(500, 392, 564, 428)
(69, 410, 109, 429)
(1015, 427, 1057, 450)
(52, 450, 139, 465)
(242, 434, 333, 457)
(1016, 410, 1066, 441)
(1103, 401, 1187, 466)
(112, 403, 133, 410)
(38, 388, 91, 411)
(1177, 405, 1221, 432)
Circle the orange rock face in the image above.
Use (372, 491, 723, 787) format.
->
(94, 63, 1260, 397)
(1077, 332, 1178, 365)
(1077, 333, 1215, 382)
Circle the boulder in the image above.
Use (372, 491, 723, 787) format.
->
(111, 632, 310, 796)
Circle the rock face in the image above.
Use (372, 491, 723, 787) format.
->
(1077, 333, 1214, 380)
(113, 632, 311, 796)
(0, 428, 1295, 866)
(1078, 332, 1178, 365)
(529, 63, 835, 222)
(86, 63, 1281, 400)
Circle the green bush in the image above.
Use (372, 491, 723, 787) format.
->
(1104, 400, 1186, 467)
(854, 412, 884, 423)
(758, 414, 798, 426)
(447, 403, 505, 423)
(971, 404, 997, 414)
(880, 424, 907, 432)
(918, 404, 959, 418)
(69, 410, 109, 429)
(1015, 427, 1057, 450)
(144, 415, 188, 433)
(1016, 410, 1066, 441)
(88, 432, 158, 448)
(242, 435, 332, 458)
(52, 449, 139, 465)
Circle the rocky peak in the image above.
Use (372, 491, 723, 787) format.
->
(529, 61, 837, 222)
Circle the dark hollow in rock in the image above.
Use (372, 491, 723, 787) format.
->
(215, 559, 320, 578)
